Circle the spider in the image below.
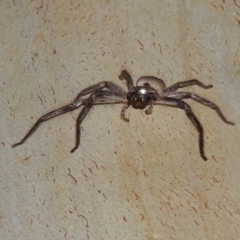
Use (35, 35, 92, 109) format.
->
(12, 70, 234, 160)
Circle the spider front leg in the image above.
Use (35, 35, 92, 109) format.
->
(164, 79, 213, 93)
(165, 92, 235, 125)
(12, 81, 127, 149)
(12, 104, 80, 148)
(157, 98, 207, 160)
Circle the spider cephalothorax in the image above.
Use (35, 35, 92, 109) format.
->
(127, 86, 157, 110)
(12, 70, 234, 160)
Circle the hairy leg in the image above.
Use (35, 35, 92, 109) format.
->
(72, 90, 130, 152)
(93, 90, 126, 104)
(12, 90, 127, 150)
(12, 104, 79, 148)
(12, 80, 127, 149)
(156, 98, 207, 160)
(164, 92, 235, 125)
(164, 79, 213, 93)
(73, 81, 126, 107)
(71, 97, 95, 153)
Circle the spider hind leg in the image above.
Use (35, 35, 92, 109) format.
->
(156, 98, 207, 160)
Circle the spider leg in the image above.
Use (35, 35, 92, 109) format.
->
(93, 90, 127, 104)
(12, 89, 127, 151)
(164, 92, 235, 125)
(71, 96, 95, 153)
(95, 90, 130, 122)
(164, 79, 213, 92)
(72, 89, 130, 152)
(73, 81, 126, 107)
(119, 70, 134, 91)
(156, 98, 207, 160)
(121, 103, 130, 122)
(145, 100, 154, 115)
(12, 81, 127, 149)
(71, 90, 127, 152)
(12, 104, 80, 148)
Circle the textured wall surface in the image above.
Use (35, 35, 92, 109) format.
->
(1, 1, 240, 239)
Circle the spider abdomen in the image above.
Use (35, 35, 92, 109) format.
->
(136, 76, 166, 93)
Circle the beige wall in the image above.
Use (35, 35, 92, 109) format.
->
(1, 1, 240, 239)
